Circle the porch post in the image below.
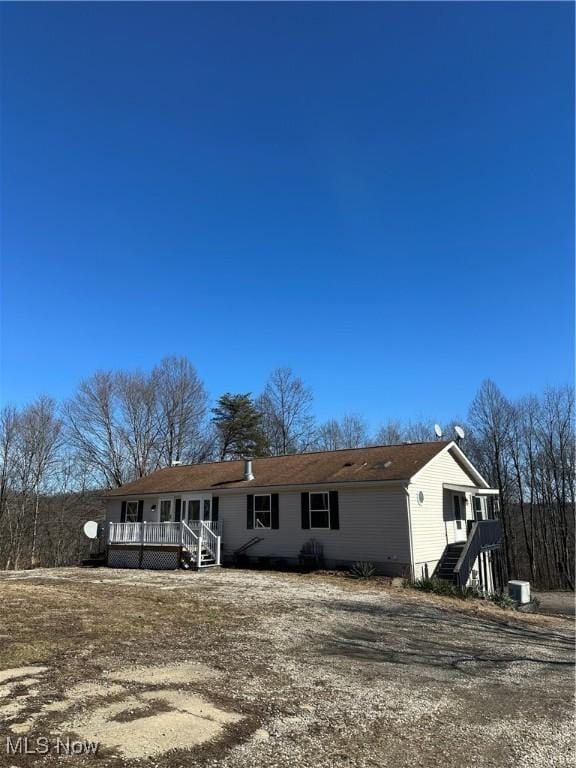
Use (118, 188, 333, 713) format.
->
(196, 533, 202, 568)
(216, 536, 221, 566)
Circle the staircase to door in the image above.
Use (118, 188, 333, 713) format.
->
(180, 543, 216, 569)
(434, 543, 465, 583)
(434, 520, 502, 587)
(180, 520, 220, 569)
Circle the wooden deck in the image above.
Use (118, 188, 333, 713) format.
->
(107, 521, 222, 567)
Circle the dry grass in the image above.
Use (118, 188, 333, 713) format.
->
(0, 579, 244, 669)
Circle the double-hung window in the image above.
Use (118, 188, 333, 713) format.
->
(254, 494, 271, 528)
(309, 492, 330, 529)
(125, 500, 139, 523)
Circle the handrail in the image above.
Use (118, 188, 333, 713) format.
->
(181, 520, 199, 547)
(109, 522, 182, 545)
(234, 536, 263, 555)
(454, 520, 502, 587)
(200, 520, 219, 563)
(185, 520, 222, 536)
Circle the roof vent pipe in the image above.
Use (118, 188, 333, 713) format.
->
(243, 458, 254, 481)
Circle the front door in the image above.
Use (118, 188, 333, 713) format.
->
(453, 495, 467, 543)
(182, 496, 212, 524)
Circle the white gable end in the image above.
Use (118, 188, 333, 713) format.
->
(407, 445, 490, 573)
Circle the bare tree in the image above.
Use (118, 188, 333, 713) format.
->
(65, 371, 127, 487)
(153, 357, 209, 465)
(339, 414, 369, 448)
(374, 419, 403, 445)
(402, 419, 437, 443)
(20, 397, 62, 567)
(258, 368, 315, 455)
(116, 370, 161, 478)
(316, 419, 344, 451)
(468, 380, 515, 577)
(317, 414, 369, 450)
(0, 406, 18, 524)
(0, 398, 62, 568)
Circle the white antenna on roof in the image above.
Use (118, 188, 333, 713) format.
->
(454, 425, 465, 442)
(434, 424, 443, 439)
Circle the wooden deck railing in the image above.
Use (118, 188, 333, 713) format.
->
(108, 521, 222, 546)
(454, 519, 502, 588)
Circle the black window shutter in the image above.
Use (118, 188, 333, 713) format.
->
(301, 492, 310, 529)
(271, 493, 279, 529)
(247, 495, 254, 529)
(120, 501, 127, 523)
(174, 498, 181, 523)
(329, 491, 340, 530)
(212, 496, 219, 522)
(137, 499, 144, 522)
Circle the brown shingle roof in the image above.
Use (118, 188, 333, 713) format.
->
(106, 441, 450, 496)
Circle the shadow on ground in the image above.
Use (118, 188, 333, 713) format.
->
(316, 598, 574, 675)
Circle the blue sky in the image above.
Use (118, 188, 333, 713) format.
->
(1, 2, 573, 427)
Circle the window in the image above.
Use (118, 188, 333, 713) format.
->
(188, 499, 201, 521)
(159, 499, 172, 522)
(126, 500, 139, 522)
(417, 490, 425, 505)
(309, 492, 330, 529)
(254, 495, 271, 528)
(453, 495, 462, 530)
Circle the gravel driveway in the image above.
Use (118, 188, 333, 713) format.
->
(0, 567, 573, 768)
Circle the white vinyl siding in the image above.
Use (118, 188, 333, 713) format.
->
(408, 447, 484, 576)
(219, 485, 411, 573)
(106, 497, 161, 524)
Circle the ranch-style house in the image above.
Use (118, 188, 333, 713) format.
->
(101, 441, 503, 592)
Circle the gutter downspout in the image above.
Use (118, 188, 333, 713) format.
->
(403, 484, 415, 582)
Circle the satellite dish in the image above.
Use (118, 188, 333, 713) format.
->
(454, 425, 465, 441)
(83, 521, 99, 540)
(434, 424, 443, 438)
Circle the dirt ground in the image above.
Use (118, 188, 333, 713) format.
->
(0, 567, 573, 768)
(533, 591, 575, 617)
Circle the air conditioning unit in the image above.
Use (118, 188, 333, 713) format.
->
(508, 580, 531, 605)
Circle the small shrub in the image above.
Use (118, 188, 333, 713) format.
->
(460, 585, 482, 600)
(349, 561, 376, 579)
(413, 577, 436, 593)
(488, 591, 516, 610)
(414, 578, 481, 600)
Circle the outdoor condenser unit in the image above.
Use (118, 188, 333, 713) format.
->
(508, 580, 531, 605)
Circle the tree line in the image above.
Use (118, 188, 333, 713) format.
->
(0, 356, 573, 587)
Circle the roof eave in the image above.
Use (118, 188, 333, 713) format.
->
(104, 477, 411, 498)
